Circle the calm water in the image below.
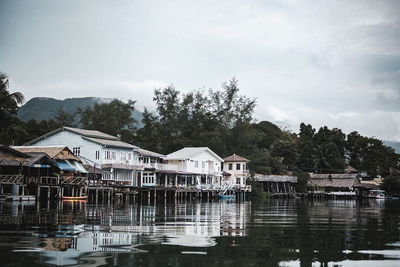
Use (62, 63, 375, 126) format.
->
(0, 199, 399, 267)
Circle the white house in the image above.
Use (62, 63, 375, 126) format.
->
(163, 147, 224, 188)
(134, 148, 177, 187)
(223, 154, 249, 187)
(25, 127, 140, 186)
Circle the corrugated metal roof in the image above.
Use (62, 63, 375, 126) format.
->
(223, 154, 249, 162)
(165, 147, 223, 162)
(64, 127, 119, 140)
(255, 174, 298, 183)
(25, 127, 120, 145)
(135, 148, 164, 158)
(83, 136, 138, 149)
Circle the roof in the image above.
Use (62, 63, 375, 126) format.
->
(63, 127, 118, 140)
(12, 146, 80, 161)
(255, 174, 298, 183)
(24, 126, 119, 145)
(164, 147, 223, 162)
(0, 146, 34, 167)
(82, 136, 138, 149)
(224, 154, 249, 162)
(135, 148, 164, 158)
(0, 145, 31, 159)
(308, 173, 361, 188)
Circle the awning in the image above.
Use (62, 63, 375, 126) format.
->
(31, 164, 51, 168)
(68, 160, 88, 173)
(56, 160, 76, 172)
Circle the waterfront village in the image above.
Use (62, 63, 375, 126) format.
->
(0, 126, 385, 203)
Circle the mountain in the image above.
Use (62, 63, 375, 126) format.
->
(17, 97, 144, 127)
(384, 141, 400, 154)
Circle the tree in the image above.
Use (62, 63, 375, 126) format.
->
(297, 123, 316, 172)
(55, 108, 75, 126)
(0, 73, 24, 128)
(79, 99, 136, 139)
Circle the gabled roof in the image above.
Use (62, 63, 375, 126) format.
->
(135, 148, 164, 158)
(12, 146, 80, 161)
(0, 145, 31, 159)
(308, 173, 361, 188)
(224, 154, 249, 162)
(164, 147, 223, 162)
(63, 127, 118, 140)
(82, 136, 138, 149)
(25, 126, 119, 145)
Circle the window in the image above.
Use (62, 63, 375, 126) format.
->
(128, 153, 132, 160)
(202, 161, 205, 168)
(95, 150, 100, 160)
(121, 152, 126, 161)
(72, 147, 80, 156)
(105, 151, 111, 160)
(236, 178, 241, 184)
(236, 163, 241, 170)
(144, 157, 149, 164)
(195, 161, 199, 168)
(228, 163, 232, 170)
(112, 152, 116, 160)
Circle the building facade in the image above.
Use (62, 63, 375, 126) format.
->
(223, 154, 249, 187)
(25, 127, 140, 186)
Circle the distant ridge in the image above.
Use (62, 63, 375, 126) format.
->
(17, 97, 144, 127)
(384, 141, 400, 154)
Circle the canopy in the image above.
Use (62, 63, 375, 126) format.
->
(56, 160, 76, 172)
(68, 160, 88, 173)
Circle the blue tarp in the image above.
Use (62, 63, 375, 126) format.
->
(56, 161, 76, 172)
(68, 160, 88, 173)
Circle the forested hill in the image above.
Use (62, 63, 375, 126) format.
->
(384, 141, 400, 154)
(17, 97, 143, 126)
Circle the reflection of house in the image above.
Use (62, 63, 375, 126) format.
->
(223, 154, 249, 187)
(308, 173, 362, 192)
(164, 147, 223, 188)
(255, 174, 297, 194)
(24, 127, 140, 186)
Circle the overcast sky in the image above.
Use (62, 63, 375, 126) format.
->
(1, 0, 399, 141)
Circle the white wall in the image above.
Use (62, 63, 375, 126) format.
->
(31, 129, 139, 185)
(165, 150, 222, 176)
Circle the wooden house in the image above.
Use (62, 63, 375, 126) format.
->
(308, 173, 362, 192)
(255, 174, 298, 194)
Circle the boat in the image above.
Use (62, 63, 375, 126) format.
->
(62, 196, 88, 201)
(217, 194, 235, 200)
(368, 190, 385, 199)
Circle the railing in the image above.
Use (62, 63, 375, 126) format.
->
(0, 175, 87, 186)
(0, 175, 24, 184)
(143, 163, 177, 171)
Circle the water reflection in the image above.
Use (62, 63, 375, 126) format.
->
(0, 199, 399, 267)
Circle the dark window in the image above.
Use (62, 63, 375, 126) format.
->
(228, 163, 232, 170)
(236, 163, 241, 170)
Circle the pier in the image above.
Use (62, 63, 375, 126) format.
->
(0, 175, 250, 203)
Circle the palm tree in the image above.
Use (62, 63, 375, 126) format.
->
(0, 73, 25, 122)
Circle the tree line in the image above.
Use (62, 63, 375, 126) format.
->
(1, 73, 399, 192)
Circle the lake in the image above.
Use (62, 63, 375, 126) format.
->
(0, 199, 399, 266)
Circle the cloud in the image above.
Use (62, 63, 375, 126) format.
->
(1, 0, 400, 140)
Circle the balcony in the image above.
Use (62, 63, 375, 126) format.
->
(143, 163, 178, 172)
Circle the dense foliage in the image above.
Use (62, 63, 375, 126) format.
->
(1, 74, 399, 192)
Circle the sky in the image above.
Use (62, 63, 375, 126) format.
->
(1, 0, 399, 141)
